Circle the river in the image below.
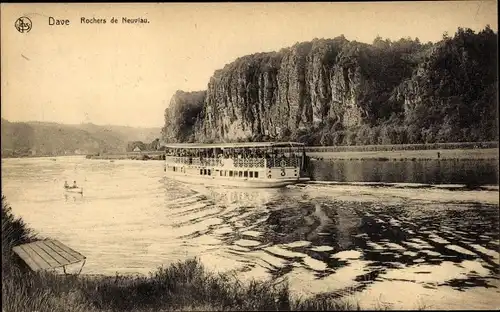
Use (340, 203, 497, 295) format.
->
(1, 156, 499, 310)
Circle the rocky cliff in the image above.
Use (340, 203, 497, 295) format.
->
(162, 26, 498, 145)
(198, 37, 378, 141)
(161, 90, 206, 143)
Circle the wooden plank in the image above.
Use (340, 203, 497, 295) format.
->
(12, 240, 86, 272)
(12, 245, 43, 271)
(38, 240, 75, 264)
(35, 240, 74, 266)
(28, 242, 60, 269)
(32, 241, 70, 267)
(49, 240, 85, 262)
(43, 240, 81, 263)
(18, 244, 51, 271)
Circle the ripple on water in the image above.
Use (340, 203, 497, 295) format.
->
(366, 242, 385, 250)
(286, 258, 370, 299)
(401, 240, 432, 250)
(331, 250, 363, 260)
(228, 245, 251, 254)
(174, 217, 223, 237)
(421, 250, 441, 257)
(253, 250, 288, 269)
(234, 239, 261, 247)
(384, 260, 492, 286)
(383, 242, 406, 251)
(264, 245, 307, 259)
(310, 245, 335, 252)
(302, 255, 329, 271)
(407, 238, 434, 248)
(213, 227, 233, 235)
(445, 244, 478, 257)
(403, 251, 419, 257)
(427, 233, 451, 244)
(282, 241, 311, 248)
(241, 230, 262, 238)
(470, 244, 499, 261)
(238, 264, 272, 282)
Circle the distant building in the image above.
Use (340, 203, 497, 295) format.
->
(133, 146, 141, 152)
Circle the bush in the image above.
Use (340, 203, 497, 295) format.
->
(1, 196, 38, 273)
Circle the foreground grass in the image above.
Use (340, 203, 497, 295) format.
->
(1, 195, 358, 312)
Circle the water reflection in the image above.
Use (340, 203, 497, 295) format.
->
(164, 185, 499, 305)
(312, 159, 499, 185)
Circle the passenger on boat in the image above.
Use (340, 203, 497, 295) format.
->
(72, 181, 78, 189)
(64, 181, 69, 189)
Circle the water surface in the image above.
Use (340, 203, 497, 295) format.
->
(1, 156, 499, 310)
(311, 159, 499, 185)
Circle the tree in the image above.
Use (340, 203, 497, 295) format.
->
(149, 138, 160, 150)
(127, 141, 147, 152)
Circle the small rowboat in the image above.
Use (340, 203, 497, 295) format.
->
(64, 187, 83, 194)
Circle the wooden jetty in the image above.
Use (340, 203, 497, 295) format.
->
(12, 239, 86, 275)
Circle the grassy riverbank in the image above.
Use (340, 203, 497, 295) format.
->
(1, 196, 357, 312)
(310, 148, 499, 161)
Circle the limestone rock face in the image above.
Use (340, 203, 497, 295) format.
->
(195, 37, 374, 142)
(161, 90, 205, 143)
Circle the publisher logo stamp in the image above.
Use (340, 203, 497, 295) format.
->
(15, 17, 32, 33)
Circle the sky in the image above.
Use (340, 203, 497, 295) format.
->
(1, 1, 497, 128)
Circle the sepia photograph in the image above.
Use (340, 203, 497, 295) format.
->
(1, 1, 498, 311)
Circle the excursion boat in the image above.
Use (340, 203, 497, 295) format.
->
(163, 142, 311, 188)
(64, 187, 83, 194)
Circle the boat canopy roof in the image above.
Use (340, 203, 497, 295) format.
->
(163, 141, 305, 149)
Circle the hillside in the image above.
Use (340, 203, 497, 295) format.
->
(161, 26, 498, 145)
(1, 119, 161, 157)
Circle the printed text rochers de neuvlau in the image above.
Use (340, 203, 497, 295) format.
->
(47, 16, 150, 26)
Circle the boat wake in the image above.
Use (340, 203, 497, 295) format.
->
(289, 181, 499, 205)
(299, 181, 498, 191)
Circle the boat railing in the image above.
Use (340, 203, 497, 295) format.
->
(166, 155, 303, 169)
(266, 157, 300, 168)
(166, 156, 266, 167)
(165, 156, 189, 165)
(233, 158, 266, 168)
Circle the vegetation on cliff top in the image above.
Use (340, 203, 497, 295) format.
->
(162, 26, 498, 145)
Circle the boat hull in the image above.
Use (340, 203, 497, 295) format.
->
(64, 187, 83, 194)
(165, 172, 308, 188)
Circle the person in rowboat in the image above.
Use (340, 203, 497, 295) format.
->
(64, 181, 69, 189)
(72, 181, 78, 189)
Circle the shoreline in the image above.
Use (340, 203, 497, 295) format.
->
(85, 148, 498, 161)
(309, 148, 498, 161)
(2, 141, 498, 161)
(3, 147, 497, 162)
